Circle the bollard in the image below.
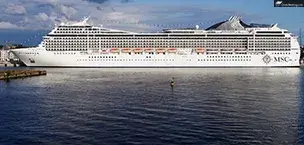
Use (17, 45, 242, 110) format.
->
(4, 72, 9, 80)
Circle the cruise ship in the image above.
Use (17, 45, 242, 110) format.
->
(10, 16, 301, 67)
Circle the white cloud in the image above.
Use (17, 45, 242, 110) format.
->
(0, 22, 22, 29)
(0, 0, 265, 32)
(35, 12, 49, 21)
(5, 4, 27, 14)
(58, 4, 77, 19)
(21, 0, 60, 5)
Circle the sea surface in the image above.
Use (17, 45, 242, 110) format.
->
(0, 67, 304, 145)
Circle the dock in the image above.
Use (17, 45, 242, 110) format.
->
(0, 69, 47, 80)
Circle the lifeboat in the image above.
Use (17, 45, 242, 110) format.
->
(122, 48, 131, 53)
(145, 48, 153, 53)
(100, 49, 109, 54)
(110, 48, 120, 53)
(133, 48, 143, 53)
(167, 48, 177, 53)
(195, 48, 205, 53)
(156, 49, 166, 53)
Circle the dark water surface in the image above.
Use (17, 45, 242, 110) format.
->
(0, 68, 303, 145)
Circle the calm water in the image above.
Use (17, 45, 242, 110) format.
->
(0, 68, 304, 145)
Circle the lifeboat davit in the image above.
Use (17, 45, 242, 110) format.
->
(145, 48, 153, 52)
(156, 49, 166, 53)
(195, 48, 205, 53)
(167, 48, 177, 53)
(133, 48, 143, 53)
(100, 49, 109, 54)
(122, 48, 131, 53)
(110, 48, 120, 53)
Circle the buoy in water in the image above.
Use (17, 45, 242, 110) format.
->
(170, 77, 175, 87)
(170, 82, 174, 87)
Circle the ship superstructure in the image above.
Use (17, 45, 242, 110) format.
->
(10, 16, 301, 67)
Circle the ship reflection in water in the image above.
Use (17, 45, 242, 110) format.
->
(0, 68, 303, 145)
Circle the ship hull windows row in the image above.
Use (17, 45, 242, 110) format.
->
(46, 48, 88, 51)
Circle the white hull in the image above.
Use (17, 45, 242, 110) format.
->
(10, 47, 300, 67)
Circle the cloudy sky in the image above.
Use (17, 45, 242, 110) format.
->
(0, 0, 303, 46)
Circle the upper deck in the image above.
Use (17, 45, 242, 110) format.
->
(47, 16, 290, 37)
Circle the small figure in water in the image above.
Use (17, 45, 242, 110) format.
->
(170, 77, 175, 88)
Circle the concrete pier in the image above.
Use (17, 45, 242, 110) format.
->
(0, 69, 47, 80)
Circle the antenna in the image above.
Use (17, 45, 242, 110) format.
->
(228, 16, 233, 21)
(83, 16, 90, 22)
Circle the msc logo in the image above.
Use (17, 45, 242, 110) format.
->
(263, 55, 271, 64)
(273, 56, 291, 62)
(263, 55, 291, 64)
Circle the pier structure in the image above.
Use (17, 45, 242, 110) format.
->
(0, 42, 23, 67)
(0, 49, 8, 61)
(0, 70, 47, 80)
